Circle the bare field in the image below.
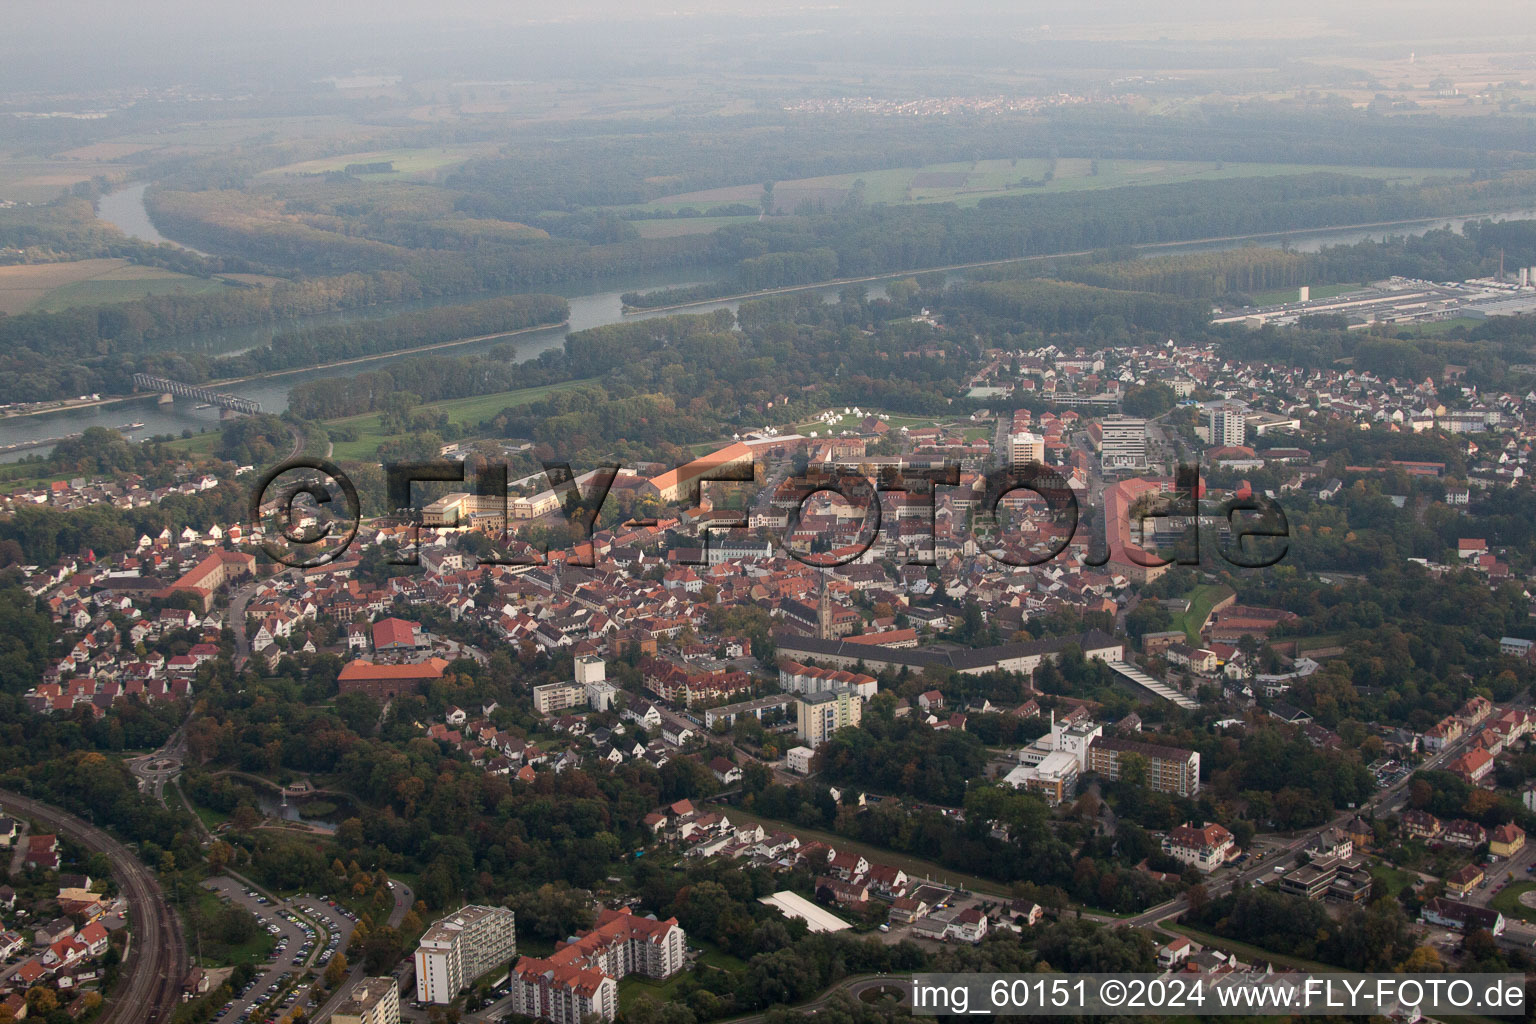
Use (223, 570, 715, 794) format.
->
(53, 142, 155, 161)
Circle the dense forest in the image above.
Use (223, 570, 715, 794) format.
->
(622, 171, 1536, 308)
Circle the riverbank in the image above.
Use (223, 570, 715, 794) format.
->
(0, 317, 570, 420)
(621, 205, 1536, 314)
(206, 317, 569, 386)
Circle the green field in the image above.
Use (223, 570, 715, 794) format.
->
(1367, 862, 1419, 898)
(327, 377, 599, 461)
(0, 257, 243, 315)
(1400, 317, 1485, 337)
(33, 274, 232, 312)
(192, 886, 277, 967)
(1491, 881, 1536, 924)
(723, 806, 1011, 896)
(622, 159, 1472, 214)
(1168, 583, 1233, 644)
(618, 972, 690, 1012)
(632, 215, 761, 238)
(261, 145, 493, 179)
(163, 430, 223, 457)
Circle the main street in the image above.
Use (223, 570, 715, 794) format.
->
(0, 788, 187, 1024)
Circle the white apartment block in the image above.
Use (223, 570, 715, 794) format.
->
(1208, 402, 1246, 448)
(1009, 431, 1044, 470)
(533, 681, 587, 716)
(415, 905, 517, 1005)
(332, 978, 401, 1024)
(786, 746, 816, 774)
(575, 655, 606, 685)
(795, 687, 862, 747)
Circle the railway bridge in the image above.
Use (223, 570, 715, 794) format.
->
(130, 373, 261, 415)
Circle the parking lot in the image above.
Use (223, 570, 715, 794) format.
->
(201, 877, 358, 1024)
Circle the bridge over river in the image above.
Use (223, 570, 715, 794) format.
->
(131, 373, 261, 415)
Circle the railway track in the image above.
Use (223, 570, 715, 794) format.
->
(0, 789, 186, 1024)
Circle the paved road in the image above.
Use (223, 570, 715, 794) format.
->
(307, 878, 415, 1023)
(0, 789, 187, 1024)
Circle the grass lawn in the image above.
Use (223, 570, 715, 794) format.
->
(193, 886, 276, 967)
(1400, 317, 1485, 337)
(1168, 583, 1233, 644)
(1251, 282, 1362, 305)
(618, 971, 690, 1012)
(1491, 881, 1536, 924)
(190, 801, 230, 832)
(693, 939, 747, 972)
(723, 806, 1011, 897)
(162, 430, 222, 457)
(327, 377, 598, 461)
(1368, 863, 1419, 898)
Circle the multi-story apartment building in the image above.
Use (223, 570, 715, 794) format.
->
(795, 687, 862, 747)
(641, 656, 751, 707)
(1086, 736, 1200, 797)
(415, 905, 518, 1005)
(1009, 431, 1044, 470)
(510, 908, 685, 1024)
(332, 978, 401, 1024)
(778, 661, 877, 699)
(1208, 402, 1246, 448)
(532, 681, 587, 716)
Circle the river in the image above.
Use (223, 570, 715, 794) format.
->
(6, 184, 1531, 461)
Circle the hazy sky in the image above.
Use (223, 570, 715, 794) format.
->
(5, 0, 1535, 95)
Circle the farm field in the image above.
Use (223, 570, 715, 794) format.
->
(623, 159, 1472, 214)
(632, 214, 760, 238)
(260, 144, 495, 179)
(0, 257, 239, 315)
(0, 157, 131, 204)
